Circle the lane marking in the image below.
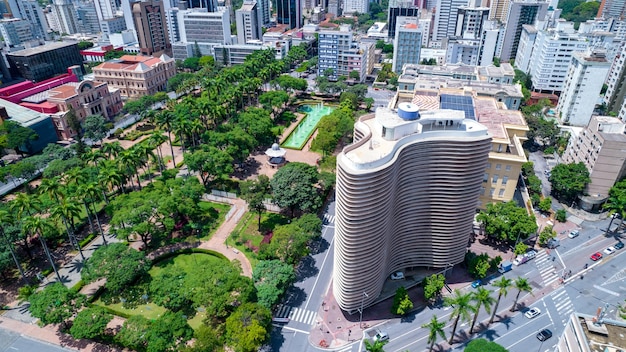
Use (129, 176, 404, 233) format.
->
(593, 285, 619, 296)
(304, 230, 335, 310)
(272, 324, 310, 334)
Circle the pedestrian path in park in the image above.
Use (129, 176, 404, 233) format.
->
(551, 288, 574, 325)
(275, 304, 318, 326)
(535, 250, 560, 287)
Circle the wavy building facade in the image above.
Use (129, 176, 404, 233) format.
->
(334, 103, 492, 312)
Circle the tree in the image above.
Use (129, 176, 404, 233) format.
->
(0, 209, 26, 281)
(23, 215, 62, 282)
(0, 121, 38, 155)
(82, 115, 109, 146)
(28, 283, 85, 326)
(391, 286, 413, 315)
(538, 197, 552, 214)
(549, 162, 590, 204)
(476, 202, 538, 242)
(252, 260, 296, 308)
(82, 243, 150, 293)
(147, 311, 194, 352)
(240, 175, 271, 231)
(69, 306, 113, 339)
(116, 315, 152, 351)
(364, 340, 387, 352)
(489, 276, 511, 324)
(444, 290, 476, 344)
(270, 162, 321, 217)
(514, 242, 528, 256)
(465, 338, 508, 352)
(469, 287, 495, 333)
(225, 302, 272, 352)
(423, 273, 445, 303)
(538, 225, 556, 246)
(603, 179, 626, 234)
(184, 146, 234, 187)
(349, 70, 360, 80)
(422, 315, 446, 352)
(510, 277, 532, 312)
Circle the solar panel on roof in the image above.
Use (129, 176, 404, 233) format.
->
(439, 94, 475, 120)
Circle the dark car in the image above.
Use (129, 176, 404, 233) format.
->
(615, 242, 624, 250)
(536, 329, 552, 341)
(471, 280, 481, 288)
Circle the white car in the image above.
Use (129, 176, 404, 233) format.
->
(390, 271, 405, 280)
(373, 331, 389, 342)
(568, 230, 580, 239)
(603, 246, 616, 255)
(525, 307, 541, 319)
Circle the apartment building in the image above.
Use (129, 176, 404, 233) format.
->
(433, 0, 470, 41)
(132, 0, 171, 56)
(318, 25, 374, 82)
(236, 0, 262, 44)
(167, 8, 231, 60)
(526, 23, 589, 93)
(0, 18, 34, 47)
(556, 51, 610, 126)
(334, 103, 492, 312)
(276, 0, 300, 29)
(53, 0, 80, 34)
(92, 54, 175, 98)
(343, 0, 368, 15)
(387, 0, 420, 39)
(562, 116, 626, 209)
(499, 0, 548, 62)
(604, 40, 626, 117)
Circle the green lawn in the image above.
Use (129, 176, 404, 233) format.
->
(95, 253, 227, 330)
(198, 201, 231, 240)
(227, 211, 290, 268)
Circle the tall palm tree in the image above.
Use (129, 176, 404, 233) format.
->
(38, 177, 65, 203)
(363, 340, 387, 352)
(10, 193, 42, 220)
(118, 149, 142, 190)
(147, 132, 168, 173)
(490, 277, 512, 323)
(603, 186, 626, 235)
(0, 209, 26, 281)
(510, 277, 533, 312)
(102, 141, 123, 159)
(79, 183, 106, 245)
(155, 110, 177, 166)
(444, 290, 476, 344)
(469, 287, 496, 333)
(23, 216, 62, 283)
(51, 198, 85, 260)
(422, 315, 446, 352)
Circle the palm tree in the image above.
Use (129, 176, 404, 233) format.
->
(510, 277, 533, 312)
(102, 141, 123, 159)
(51, 198, 85, 260)
(422, 315, 446, 352)
(490, 276, 512, 323)
(363, 340, 387, 352)
(23, 216, 62, 283)
(147, 132, 168, 173)
(444, 290, 476, 344)
(38, 177, 65, 203)
(603, 187, 626, 235)
(155, 110, 177, 166)
(79, 183, 106, 244)
(0, 209, 26, 281)
(119, 149, 142, 190)
(98, 160, 124, 196)
(10, 192, 41, 219)
(469, 287, 496, 333)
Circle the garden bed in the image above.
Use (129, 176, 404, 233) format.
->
(227, 212, 290, 267)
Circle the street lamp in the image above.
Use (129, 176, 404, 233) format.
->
(359, 292, 368, 329)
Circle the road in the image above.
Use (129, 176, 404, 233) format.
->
(0, 328, 73, 352)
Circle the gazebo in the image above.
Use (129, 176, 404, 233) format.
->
(265, 143, 287, 168)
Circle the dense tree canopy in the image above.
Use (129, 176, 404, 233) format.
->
(476, 201, 538, 242)
(464, 338, 508, 352)
(549, 162, 590, 203)
(225, 302, 272, 352)
(82, 243, 150, 293)
(270, 162, 322, 216)
(70, 306, 113, 339)
(253, 259, 296, 308)
(28, 283, 85, 326)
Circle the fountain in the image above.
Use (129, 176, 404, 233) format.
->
(282, 103, 336, 149)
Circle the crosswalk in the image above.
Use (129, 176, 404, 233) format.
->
(551, 288, 574, 325)
(323, 214, 335, 225)
(534, 250, 560, 287)
(275, 304, 318, 326)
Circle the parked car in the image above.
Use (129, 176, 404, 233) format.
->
(568, 230, 580, 239)
(525, 250, 537, 260)
(390, 271, 405, 280)
(373, 330, 389, 342)
(547, 238, 560, 249)
(536, 329, 553, 341)
(615, 242, 624, 250)
(590, 252, 603, 261)
(525, 307, 541, 319)
(603, 246, 616, 255)
(471, 280, 482, 288)
(513, 255, 527, 266)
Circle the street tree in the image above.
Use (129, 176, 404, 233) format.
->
(28, 282, 85, 326)
(469, 287, 495, 333)
(422, 315, 446, 352)
(364, 340, 387, 352)
(510, 277, 533, 312)
(476, 201, 538, 242)
(252, 260, 296, 308)
(489, 277, 512, 324)
(391, 286, 413, 315)
(465, 338, 508, 352)
(538, 225, 556, 246)
(549, 162, 590, 204)
(444, 290, 476, 344)
(225, 302, 272, 352)
(69, 306, 113, 339)
(423, 273, 445, 303)
(603, 179, 626, 234)
(270, 162, 321, 217)
(82, 243, 150, 293)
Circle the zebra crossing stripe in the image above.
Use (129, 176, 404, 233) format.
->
(552, 290, 566, 299)
(554, 300, 571, 310)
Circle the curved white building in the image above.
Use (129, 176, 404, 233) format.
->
(334, 103, 492, 312)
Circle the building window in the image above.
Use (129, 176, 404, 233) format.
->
(486, 163, 491, 169)
(490, 188, 495, 196)
(481, 186, 485, 195)
(483, 173, 489, 182)
(502, 176, 509, 185)
(498, 189, 505, 197)
(495, 164, 501, 170)
(492, 175, 498, 183)
(505, 165, 512, 171)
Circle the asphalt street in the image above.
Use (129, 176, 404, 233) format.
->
(0, 327, 73, 352)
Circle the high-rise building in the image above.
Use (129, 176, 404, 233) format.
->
(0, 18, 34, 47)
(257, 0, 270, 26)
(333, 102, 492, 312)
(597, 0, 626, 20)
(132, 0, 171, 56)
(456, 6, 490, 39)
(7, 42, 84, 82)
(99, 16, 127, 35)
(45, 5, 62, 33)
(489, 0, 510, 21)
(318, 25, 374, 81)
(343, 0, 368, 15)
(514, 24, 538, 72)
(276, 0, 301, 29)
(527, 23, 589, 93)
(387, 0, 420, 38)
(16, 0, 50, 40)
(187, 0, 218, 11)
(168, 8, 231, 59)
(556, 51, 610, 126)
(499, 0, 548, 62)
(76, 2, 102, 34)
(93, 0, 118, 21)
(236, 0, 262, 44)
(53, 0, 80, 34)
(432, 0, 469, 41)
(605, 41, 626, 116)
(392, 17, 422, 74)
